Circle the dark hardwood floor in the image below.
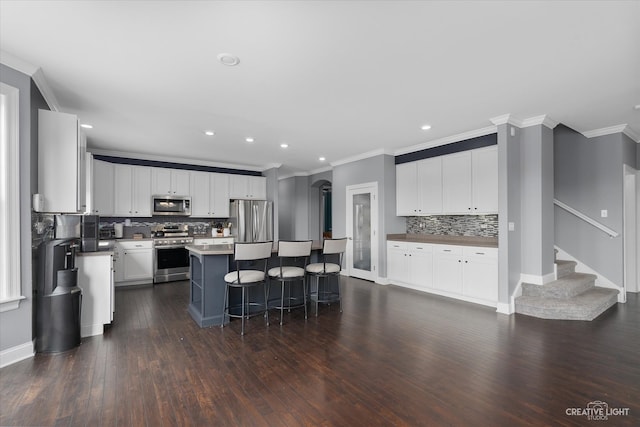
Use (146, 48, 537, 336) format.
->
(1, 278, 638, 426)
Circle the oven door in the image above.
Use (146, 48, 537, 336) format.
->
(154, 246, 190, 283)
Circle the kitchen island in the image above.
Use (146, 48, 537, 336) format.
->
(186, 242, 323, 328)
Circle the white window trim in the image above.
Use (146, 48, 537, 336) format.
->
(0, 82, 24, 312)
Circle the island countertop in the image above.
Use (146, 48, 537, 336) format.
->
(186, 241, 324, 256)
(387, 233, 498, 248)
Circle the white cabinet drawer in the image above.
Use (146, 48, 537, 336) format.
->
(463, 246, 498, 259)
(433, 244, 463, 255)
(407, 242, 432, 253)
(387, 241, 408, 251)
(118, 240, 153, 250)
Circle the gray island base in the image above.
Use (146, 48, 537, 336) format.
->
(186, 243, 326, 328)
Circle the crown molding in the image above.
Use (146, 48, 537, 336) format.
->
(88, 148, 264, 172)
(490, 114, 558, 129)
(330, 148, 393, 167)
(0, 50, 60, 111)
(261, 163, 282, 171)
(394, 125, 497, 156)
(582, 124, 640, 143)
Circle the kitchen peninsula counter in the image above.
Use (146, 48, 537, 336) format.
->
(186, 242, 323, 328)
(387, 234, 498, 248)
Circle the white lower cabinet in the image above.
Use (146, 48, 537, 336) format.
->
(77, 253, 114, 337)
(115, 240, 154, 286)
(387, 240, 497, 307)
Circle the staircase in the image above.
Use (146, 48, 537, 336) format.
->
(515, 257, 619, 321)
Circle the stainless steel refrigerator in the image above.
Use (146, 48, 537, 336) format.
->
(229, 200, 273, 242)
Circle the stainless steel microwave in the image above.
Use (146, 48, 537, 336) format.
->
(152, 195, 191, 216)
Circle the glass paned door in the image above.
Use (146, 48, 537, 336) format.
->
(346, 183, 378, 281)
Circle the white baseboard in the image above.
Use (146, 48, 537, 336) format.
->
(376, 277, 391, 285)
(520, 272, 555, 285)
(496, 302, 512, 314)
(555, 246, 626, 303)
(0, 340, 35, 368)
(81, 324, 104, 338)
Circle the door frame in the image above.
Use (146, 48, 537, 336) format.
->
(345, 182, 379, 281)
(623, 165, 637, 295)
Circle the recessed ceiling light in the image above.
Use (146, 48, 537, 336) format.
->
(245, 137, 254, 143)
(217, 53, 240, 66)
(280, 143, 289, 148)
(421, 124, 432, 131)
(204, 130, 215, 136)
(319, 157, 326, 161)
(634, 104, 640, 110)
(80, 124, 93, 129)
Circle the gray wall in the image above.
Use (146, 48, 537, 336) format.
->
(554, 126, 634, 286)
(519, 125, 555, 278)
(497, 124, 522, 302)
(333, 154, 404, 278)
(278, 177, 295, 240)
(0, 64, 48, 354)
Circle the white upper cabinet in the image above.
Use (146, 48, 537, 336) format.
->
(471, 146, 498, 213)
(442, 152, 473, 214)
(92, 159, 114, 216)
(38, 109, 87, 213)
(229, 174, 266, 200)
(190, 171, 230, 217)
(442, 146, 498, 214)
(396, 157, 443, 215)
(113, 165, 151, 217)
(151, 168, 190, 196)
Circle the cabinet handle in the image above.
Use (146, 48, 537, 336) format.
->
(458, 260, 461, 262)
(444, 249, 451, 252)
(416, 247, 423, 249)
(465, 261, 468, 263)
(475, 252, 485, 255)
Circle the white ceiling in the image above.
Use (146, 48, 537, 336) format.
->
(1, 1, 639, 176)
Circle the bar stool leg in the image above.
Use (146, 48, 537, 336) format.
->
(280, 281, 285, 325)
(302, 276, 308, 319)
(221, 284, 228, 329)
(263, 281, 270, 326)
(241, 287, 246, 336)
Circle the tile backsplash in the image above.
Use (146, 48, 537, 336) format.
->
(407, 215, 498, 237)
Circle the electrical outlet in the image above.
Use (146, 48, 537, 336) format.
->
(508, 222, 515, 231)
(601, 210, 608, 218)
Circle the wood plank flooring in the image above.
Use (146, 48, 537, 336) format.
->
(1, 278, 638, 426)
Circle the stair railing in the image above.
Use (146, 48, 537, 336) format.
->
(554, 199, 619, 238)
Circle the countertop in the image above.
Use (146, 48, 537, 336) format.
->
(387, 233, 498, 248)
(186, 241, 324, 256)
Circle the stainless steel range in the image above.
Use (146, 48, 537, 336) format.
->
(153, 225, 193, 283)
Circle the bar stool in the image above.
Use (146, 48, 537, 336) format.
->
(267, 240, 313, 325)
(305, 238, 348, 316)
(222, 241, 273, 335)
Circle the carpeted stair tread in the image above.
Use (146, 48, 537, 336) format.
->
(515, 287, 618, 321)
(522, 272, 596, 299)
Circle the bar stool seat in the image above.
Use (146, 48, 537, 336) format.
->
(222, 241, 273, 335)
(268, 240, 312, 325)
(306, 238, 347, 316)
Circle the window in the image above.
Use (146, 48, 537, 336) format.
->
(0, 82, 24, 312)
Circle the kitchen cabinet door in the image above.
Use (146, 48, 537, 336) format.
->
(131, 166, 151, 216)
(229, 175, 266, 199)
(38, 109, 87, 213)
(93, 159, 114, 216)
(463, 247, 498, 302)
(122, 248, 153, 281)
(210, 173, 230, 217)
(396, 162, 418, 215)
(407, 243, 434, 289)
(151, 168, 190, 196)
(442, 152, 472, 214)
(416, 157, 442, 214)
(113, 164, 134, 216)
(433, 245, 463, 294)
(387, 241, 409, 283)
(471, 146, 498, 213)
(190, 171, 211, 217)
